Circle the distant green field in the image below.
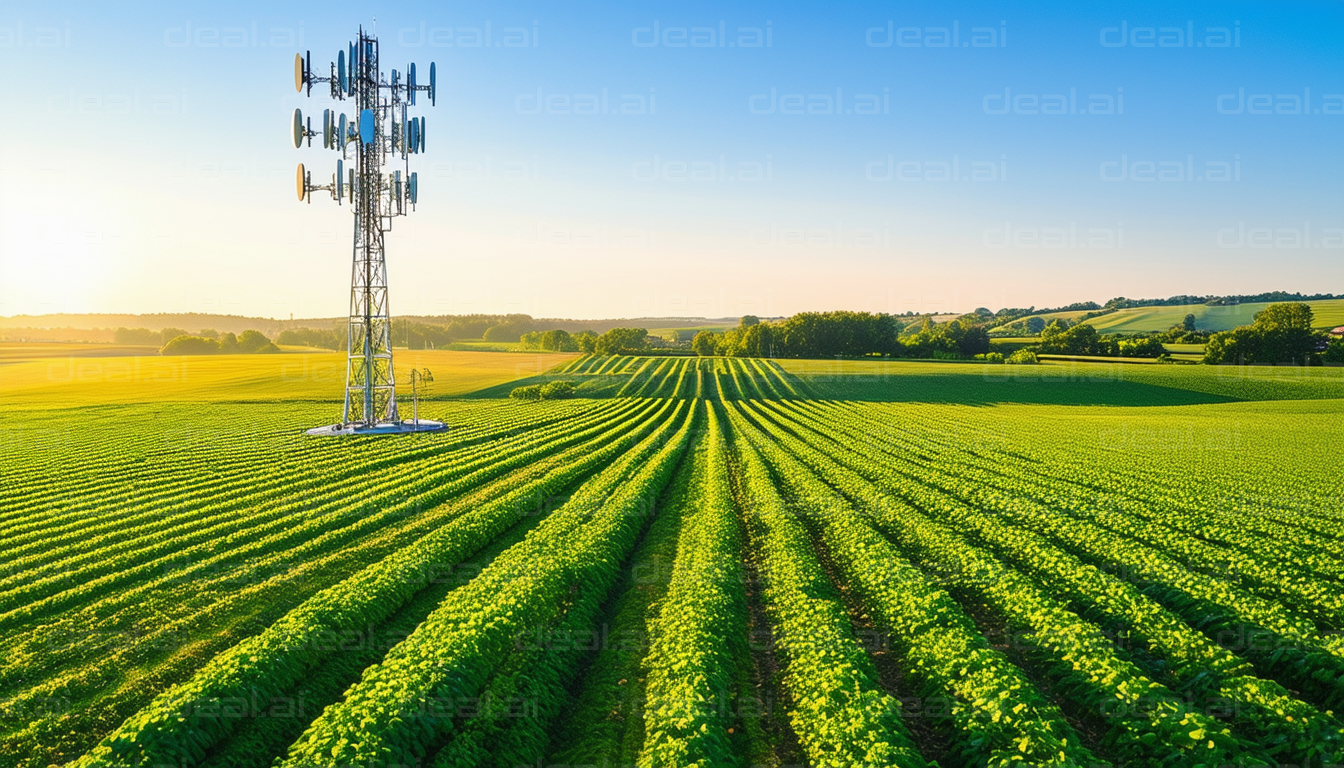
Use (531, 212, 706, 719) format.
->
(646, 325, 731, 342)
(1163, 343, 1206, 354)
(996, 299, 1344, 336)
(775, 356, 1344, 404)
(988, 337, 1038, 352)
(1087, 299, 1344, 333)
(522, 354, 1344, 405)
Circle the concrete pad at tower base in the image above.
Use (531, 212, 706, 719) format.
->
(305, 419, 447, 436)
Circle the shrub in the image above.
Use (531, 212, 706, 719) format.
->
(1324, 337, 1344, 364)
(1006, 349, 1039, 365)
(539, 380, 577, 399)
(509, 384, 542, 401)
(160, 335, 223, 355)
(974, 352, 1005, 363)
(1117, 336, 1167, 358)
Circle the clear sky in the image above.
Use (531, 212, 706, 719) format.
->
(1, 1, 1341, 320)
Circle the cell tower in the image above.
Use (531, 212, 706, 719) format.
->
(292, 27, 446, 436)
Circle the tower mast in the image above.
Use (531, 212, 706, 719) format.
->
(291, 26, 445, 436)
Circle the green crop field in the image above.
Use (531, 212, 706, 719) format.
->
(3, 349, 1343, 768)
(996, 299, 1344, 336)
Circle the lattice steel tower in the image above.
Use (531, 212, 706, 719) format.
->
(291, 27, 445, 435)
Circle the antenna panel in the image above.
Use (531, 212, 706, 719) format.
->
(429, 62, 436, 106)
(292, 108, 304, 149)
(359, 109, 375, 145)
(294, 52, 304, 93)
(296, 163, 306, 201)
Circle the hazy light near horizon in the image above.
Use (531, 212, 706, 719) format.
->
(1, 1, 1341, 320)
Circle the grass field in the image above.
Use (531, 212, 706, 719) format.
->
(0, 343, 159, 361)
(995, 299, 1344, 336)
(3, 351, 1343, 768)
(647, 324, 732, 341)
(0, 348, 577, 408)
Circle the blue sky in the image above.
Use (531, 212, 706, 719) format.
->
(1, 1, 1341, 320)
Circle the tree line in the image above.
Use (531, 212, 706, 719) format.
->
(116, 326, 280, 355)
(682, 312, 993, 360)
(1204, 303, 1343, 365)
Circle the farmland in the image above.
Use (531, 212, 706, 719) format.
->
(2, 349, 1342, 767)
(994, 298, 1344, 336)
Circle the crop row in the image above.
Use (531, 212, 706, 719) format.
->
(0, 399, 576, 562)
(730, 402, 1104, 767)
(4, 400, 653, 757)
(67, 398, 683, 768)
(737, 399, 1250, 764)
(769, 399, 1344, 763)
(0, 399, 618, 611)
(639, 404, 748, 766)
(0, 399, 641, 634)
(728, 404, 929, 767)
(272, 400, 695, 766)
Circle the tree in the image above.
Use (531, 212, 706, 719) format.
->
(1041, 318, 1070, 338)
(1324, 337, 1344, 364)
(1117, 336, 1167, 358)
(520, 329, 578, 352)
(483, 315, 539, 342)
(1182, 313, 1197, 332)
(776, 311, 900, 358)
(235, 330, 278, 354)
(691, 330, 717, 356)
(1025, 316, 1046, 335)
(277, 327, 341, 349)
(160, 335, 222, 355)
(159, 327, 189, 345)
(1037, 323, 1117, 356)
(957, 324, 991, 357)
(1204, 326, 1261, 364)
(1204, 302, 1317, 364)
(1254, 302, 1314, 333)
(740, 322, 775, 357)
(219, 332, 239, 353)
(595, 327, 648, 355)
(739, 315, 760, 328)
(574, 330, 599, 353)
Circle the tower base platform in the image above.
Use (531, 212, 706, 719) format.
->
(306, 419, 447, 437)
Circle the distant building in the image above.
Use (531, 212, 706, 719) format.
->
(1330, 326, 1344, 337)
